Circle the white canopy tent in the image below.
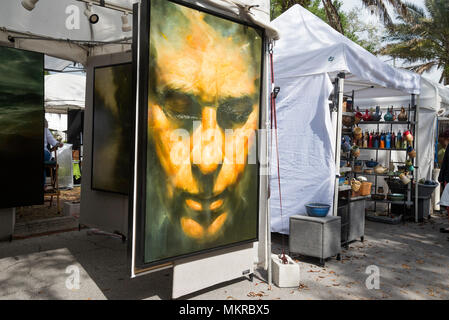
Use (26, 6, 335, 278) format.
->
(44, 72, 86, 134)
(45, 73, 86, 112)
(270, 4, 421, 233)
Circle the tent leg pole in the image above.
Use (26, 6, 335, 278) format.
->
(265, 42, 272, 286)
(333, 73, 345, 216)
(267, 198, 272, 286)
(414, 94, 419, 223)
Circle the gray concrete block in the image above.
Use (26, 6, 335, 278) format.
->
(63, 202, 80, 217)
(289, 214, 341, 261)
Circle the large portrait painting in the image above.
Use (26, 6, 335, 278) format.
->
(0, 46, 44, 208)
(136, 0, 263, 266)
(92, 63, 133, 194)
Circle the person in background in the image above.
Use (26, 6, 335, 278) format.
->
(437, 129, 449, 168)
(44, 119, 63, 188)
(437, 132, 449, 234)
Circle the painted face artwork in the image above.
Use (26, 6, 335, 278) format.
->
(144, 0, 262, 263)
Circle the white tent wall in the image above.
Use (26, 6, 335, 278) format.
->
(269, 73, 335, 234)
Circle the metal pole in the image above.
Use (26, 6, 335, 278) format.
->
(333, 73, 345, 216)
(266, 42, 272, 287)
(413, 94, 419, 223)
(75, 0, 133, 14)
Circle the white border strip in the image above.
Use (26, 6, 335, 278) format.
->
(130, 1, 141, 279)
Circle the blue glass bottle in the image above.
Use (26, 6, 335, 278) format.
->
(386, 131, 391, 149)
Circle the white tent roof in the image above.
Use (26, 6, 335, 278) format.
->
(45, 73, 86, 113)
(0, 0, 136, 64)
(0, 0, 275, 64)
(271, 4, 421, 95)
(0, 0, 135, 43)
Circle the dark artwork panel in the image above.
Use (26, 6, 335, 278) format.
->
(67, 109, 84, 149)
(139, 0, 263, 266)
(92, 63, 133, 195)
(0, 46, 44, 208)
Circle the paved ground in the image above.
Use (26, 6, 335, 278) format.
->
(0, 214, 448, 300)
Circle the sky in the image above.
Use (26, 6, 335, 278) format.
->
(339, 0, 442, 83)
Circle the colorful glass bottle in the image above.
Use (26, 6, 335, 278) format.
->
(396, 131, 402, 149)
(380, 132, 385, 149)
(373, 132, 379, 148)
(386, 131, 391, 149)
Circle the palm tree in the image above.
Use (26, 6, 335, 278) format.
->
(379, 0, 449, 84)
(271, 0, 411, 33)
(359, 0, 410, 26)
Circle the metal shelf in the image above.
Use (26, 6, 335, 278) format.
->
(356, 121, 414, 125)
(353, 172, 401, 177)
(366, 199, 413, 205)
(340, 167, 352, 173)
(338, 185, 352, 192)
(359, 147, 408, 151)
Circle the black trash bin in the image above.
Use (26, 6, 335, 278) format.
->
(410, 182, 438, 222)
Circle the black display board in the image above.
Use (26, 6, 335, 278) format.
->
(67, 109, 84, 149)
(0, 46, 44, 208)
(132, 0, 264, 271)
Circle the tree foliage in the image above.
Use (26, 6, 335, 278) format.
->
(379, 0, 449, 84)
(271, 0, 383, 53)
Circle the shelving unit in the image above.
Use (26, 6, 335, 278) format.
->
(337, 88, 367, 247)
(350, 102, 418, 223)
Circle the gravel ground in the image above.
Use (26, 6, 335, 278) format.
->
(15, 187, 81, 223)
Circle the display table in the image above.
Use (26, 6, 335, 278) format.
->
(338, 195, 367, 247)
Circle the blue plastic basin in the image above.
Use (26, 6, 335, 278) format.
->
(305, 203, 330, 217)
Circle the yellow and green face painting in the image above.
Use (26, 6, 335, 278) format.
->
(144, 0, 263, 264)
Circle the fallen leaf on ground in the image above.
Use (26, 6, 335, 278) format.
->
(247, 291, 267, 298)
